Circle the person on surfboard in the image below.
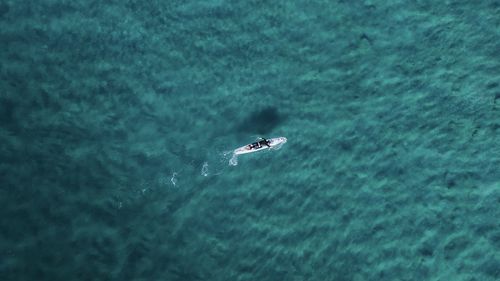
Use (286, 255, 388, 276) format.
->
(234, 137, 286, 155)
(247, 137, 271, 149)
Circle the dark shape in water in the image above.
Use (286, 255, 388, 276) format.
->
(0, 97, 16, 128)
(238, 106, 284, 134)
(0, 2, 9, 17)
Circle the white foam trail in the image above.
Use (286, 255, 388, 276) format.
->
(201, 162, 209, 176)
(170, 172, 178, 186)
(229, 153, 238, 166)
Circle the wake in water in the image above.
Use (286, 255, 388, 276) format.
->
(199, 150, 236, 177)
(229, 152, 238, 166)
(201, 161, 209, 176)
(170, 172, 178, 186)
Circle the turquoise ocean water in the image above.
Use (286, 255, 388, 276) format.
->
(1, 1, 499, 280)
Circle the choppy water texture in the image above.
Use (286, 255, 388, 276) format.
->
(1, 0, 500, 280)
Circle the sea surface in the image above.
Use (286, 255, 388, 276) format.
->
(1, 0, 499, 280)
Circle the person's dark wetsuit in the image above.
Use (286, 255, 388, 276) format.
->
(250, 138, 271, 149)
